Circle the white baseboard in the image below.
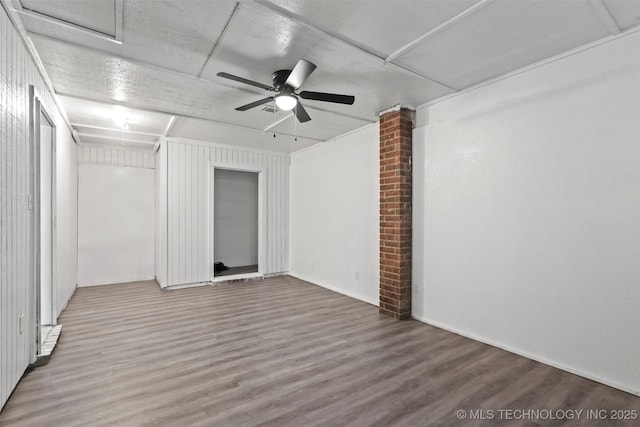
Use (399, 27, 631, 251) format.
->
(211, 272, 263, 283)
(165, 281, 212, 290)
(264, 272, 288, 279)
(78, 277, 156, 287)
(56, 284, 76, 319)
(411, 313, 640, 397)
(289, 273, 378, 307)
(165, 272, 286, 290)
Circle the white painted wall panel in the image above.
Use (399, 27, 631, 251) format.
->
(0, 4, 77, 409)
(159, 139, 288, 287)
(413, 31, 640, 395)
(77, 164, 155, 286)
(289, 125, 379, 305)
(77, 144, 155, 169)
(155, 143, 167, 287)
(54, 114, 77, 319)
(77, 144, 156, 284)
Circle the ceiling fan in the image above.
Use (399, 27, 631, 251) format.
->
(216, 59, 355, 123)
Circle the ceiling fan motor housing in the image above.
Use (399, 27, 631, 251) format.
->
(272, 70, 293, 92)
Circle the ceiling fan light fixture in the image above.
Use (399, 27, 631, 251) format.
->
(275, 94, 297, 111)
(218, 58, 354, 123)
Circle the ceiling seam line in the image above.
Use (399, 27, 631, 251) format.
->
(27, 32, 218, 84)
(264, 113, 294, 132)
(76, 133, 158, 145)
(385, 62, 459, 92)
(197, 1, 240, 78)
(247, 0, 455, 90)
(114, 0, 123, 42)
(70, 123, 164, 137)
(384, 0, 494, 64)
(303, 105, 376, 124)
(27, 32, 266, 98)
(57, 92, 327, 142)
(163, 117, 177, 137)
(588, 0, 621, 35)
(15, 8, 120, 43)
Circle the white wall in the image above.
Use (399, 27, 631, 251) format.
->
(157, 139, 289, 287)
(214, 169, 259, 267)
(78, 164, 155, 286)
(155, 143, 167, 286)
(54, 116, 77, 319)
(1, 3, 77, 409)
(413, 30, 640, 395)
(290, 125, 379, 305)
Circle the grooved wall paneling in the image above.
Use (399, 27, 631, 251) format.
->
(155, 142, 167, 286)
(77, 144, 155, 169)
(0, 7, 30, 408)
(159, 139, 289, 287)
(0, 4, 77, 410)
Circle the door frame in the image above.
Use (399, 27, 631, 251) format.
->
(209, 163, 266, 281)
(32, 93, 57, 356)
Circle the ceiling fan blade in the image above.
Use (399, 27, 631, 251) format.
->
(285, 59, 317, 89)
(294, 102, 311, 123)
(217, 72, 273, 91)
(236, 97, 274, 111)
(299, 91, 355, 105)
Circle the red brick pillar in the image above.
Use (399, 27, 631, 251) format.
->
(379, 106, 413, 320)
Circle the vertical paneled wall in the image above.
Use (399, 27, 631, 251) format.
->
(1, 4, 77, 410)
(77, 144, 155, 169)
(155, 143, 167, 286)
(158, 139, 289, 287)
(0, 6, 30, 409)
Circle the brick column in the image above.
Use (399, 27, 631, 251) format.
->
(379, 106, 413, 320)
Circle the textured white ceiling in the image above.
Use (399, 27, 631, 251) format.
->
(20, 0, 116, 35)
(10, 0, 640, 153)
(602, 0, 640, 30)
(167, 117, 321, 153)
(264, 0, 480, 58)
(394, 0, 612, 89)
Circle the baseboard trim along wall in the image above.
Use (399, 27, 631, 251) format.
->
(56, 285, 77, 320)
(164, 282, 213, 290)
(411, 314, 640, 397)
(289, 273, 378, 307)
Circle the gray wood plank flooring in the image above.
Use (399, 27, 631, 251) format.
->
(0, 276, 638, 426)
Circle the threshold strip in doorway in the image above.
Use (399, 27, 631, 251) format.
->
(33, 325, 62, 367)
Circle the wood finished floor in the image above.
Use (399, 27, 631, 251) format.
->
(0, 276, 638, 427)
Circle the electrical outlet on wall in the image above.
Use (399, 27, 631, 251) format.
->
(19, 313, 24, 334)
